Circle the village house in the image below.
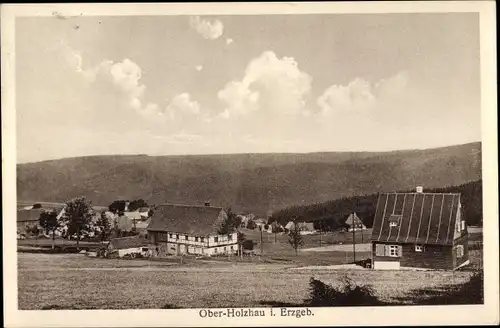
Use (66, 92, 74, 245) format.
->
(284, 221, 315, 235)
(345, 212, 367, 232)
(147, 203, 239, 257)
(106, 236, 149, 258)
(370, 187, 469, 270)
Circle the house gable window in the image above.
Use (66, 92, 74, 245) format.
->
(389, 215, 401, 228)
(415, 245, 424, 252)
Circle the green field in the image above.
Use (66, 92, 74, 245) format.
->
(18, 251, 480, 310)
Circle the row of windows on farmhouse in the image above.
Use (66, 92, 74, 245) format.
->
(375, 244, 464, 258)
(156, 233, 233, 243)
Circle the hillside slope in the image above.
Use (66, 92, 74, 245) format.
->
(17, 142, 482, 214)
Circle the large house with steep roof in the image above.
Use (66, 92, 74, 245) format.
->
(370, 187, 469, 270)
(146, 203, 238, 257)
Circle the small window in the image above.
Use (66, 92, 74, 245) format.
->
(176, 234, 179, 240)
(389, 222, 397, 227)
(142, 247, 148, 252)
(185, 235, 189, 240)
(389, 245, 399, 257)
(415, 245, 424, 252)
(461, 221, 465, 231)
(224, 247, 227, 251)
(195, 237, 199, 242)
(169, 234, 173, 238)
(200, 237, 204, 242)
(214, 236, 218, 243)
(230, 246, 234, 250)
(456, 245, 464, 258)
(228, 234, 232, 241)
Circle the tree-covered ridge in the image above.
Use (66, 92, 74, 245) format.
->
(270, 180, 483, 229)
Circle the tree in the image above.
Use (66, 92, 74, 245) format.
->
(288, 220, 304, 256)
(96, 211, 111, 243)
(218, 207, 239, 235)
(39, 209, 60, 249)
(64, 196, 94, 250)
(128, 199, 149, 212)
(237, 230, 246, 258)
(108, 200, 128, 214)
(246, 220, 256, 230)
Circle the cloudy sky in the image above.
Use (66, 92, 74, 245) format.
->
(16, 13, 480, 163)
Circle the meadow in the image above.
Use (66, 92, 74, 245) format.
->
(18, 250, 480, 310)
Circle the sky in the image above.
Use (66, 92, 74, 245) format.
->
(16, 13, 481, 163)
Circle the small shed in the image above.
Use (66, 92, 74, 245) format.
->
(107, 236, 148, 258)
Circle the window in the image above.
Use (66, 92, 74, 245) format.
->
(415, 245, 424, 252)
(389, 245, 399, 257)
(389, 215, 401, 227)
(214, 236, 218, 243)
(228, 234, 233, 241)
(200, 237, 204, 242)
(169, 234, 173, 238)
(456, 245, 464, 258)
(224, 247, 227, 251)
(176, 234, 179, 240)
(230, 246, 234, 250)
(142, 247, 148, 252)
(376, 244, 403, 257)
(195, 237, 199, 242)
(185, 235, 189, 240)
(461, 221, 465, 231)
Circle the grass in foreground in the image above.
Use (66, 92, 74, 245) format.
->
(18, 252, 478, 310)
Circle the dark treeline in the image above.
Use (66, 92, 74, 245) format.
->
(269, 180, 483, 229)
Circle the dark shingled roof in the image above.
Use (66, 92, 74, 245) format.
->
(147, 204, 227, 236)
(17, 209, 45, 222)
(371, 193, 461, 245)
(108, 236, 146, 250)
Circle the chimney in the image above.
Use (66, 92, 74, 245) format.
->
(204, 201, 211, 207)
(416, 186, 424, 193)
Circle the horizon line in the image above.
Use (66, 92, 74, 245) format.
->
(17, 140, 481, 165)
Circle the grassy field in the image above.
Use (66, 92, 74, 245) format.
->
(18, 251, 480, 310)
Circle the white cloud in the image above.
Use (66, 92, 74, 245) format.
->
(217, 51, 312, 118)
(317, 71, 410, 114)
(226, 38, 234, 45)
(165, 93, 202, 120)
(189, 16, 224, 40)
(195, 65, 204, 72)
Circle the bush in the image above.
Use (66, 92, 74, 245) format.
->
(305, 276, 381, 306)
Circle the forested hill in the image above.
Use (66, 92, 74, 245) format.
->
(17, 142, 481, 215)
(269, 180, 483, 229)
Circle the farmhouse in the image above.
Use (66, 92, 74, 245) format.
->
(107, 236, 148, 258)
(370, 187, 469, 270)
(17, 208, 45, 235)
(284, 221, 315, 234)
(345, 212, 366, 232)
(147, 203, 239, 257)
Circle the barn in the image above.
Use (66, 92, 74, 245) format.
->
(370, 187, 469, 270)
(147, 203, 239, 257)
